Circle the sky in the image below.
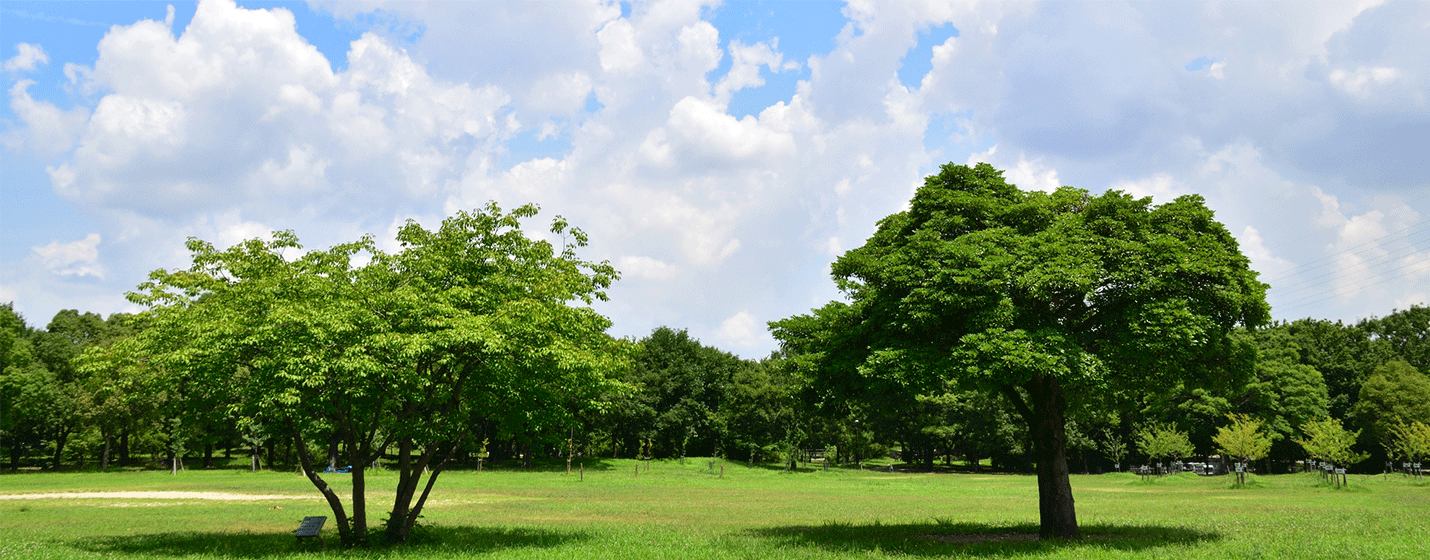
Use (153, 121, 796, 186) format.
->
(2, 0, 1427, 357)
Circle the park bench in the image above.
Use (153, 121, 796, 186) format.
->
(294, 516, 326, 542)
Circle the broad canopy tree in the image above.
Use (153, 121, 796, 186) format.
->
(771, 163, 1269, 539)
(120, 203, 624, 545)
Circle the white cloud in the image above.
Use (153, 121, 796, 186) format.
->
(47, 0, 510, 223)
(966, 145, 1061, 192)
(8, 0, 1428, 357)
(713, 39, 795, 105)
(526, 72, 594, 115)
(210, 211, 273, 249)
(1238, 226, 1294, 281)
(3, 80, 90, 155)
(618, 256, 682, 281)
(1328, 66, 1402, 97)
(32, 234, 104, 279)
(658, 96, 798, 165)
(597, 19, 643, 73)
(714, 310, 773, 351)
(3, 43, 49, 72)
(1109, 174, 1184, 202)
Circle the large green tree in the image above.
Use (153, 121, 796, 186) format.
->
(121, 203, 624, 545)
(1353, 360, 1430, 446)
(771, 163, 1268, 538)
(1362, 306, 1429, 371)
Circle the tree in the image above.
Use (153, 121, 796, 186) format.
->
(717, 357, 799, 464)
(1214, 413, 1272, 485)
(1362, 306, 1430, 370)
(1136, 423, 1195, 470)
(629, 328, 744, 458)
(1101, 430, 1128, 472)
(1387, 421, 1430, 470)
(1353, 360, 1430, 446)
(1, 305, 51, 469)
(771, 163, 1268, 538)
(1283, 319, 1392, 421)
(1297, 418, 1368, 486)
(121, 203, 625, 545)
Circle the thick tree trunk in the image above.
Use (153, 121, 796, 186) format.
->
(101, 432, 112, 471)
(1006, 378, 1081, 539)
(204, 443, 213, 469)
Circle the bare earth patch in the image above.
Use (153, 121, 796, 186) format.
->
(0, 492, 315, 501)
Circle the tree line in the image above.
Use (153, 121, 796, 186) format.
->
(2, 165, 1428, 544)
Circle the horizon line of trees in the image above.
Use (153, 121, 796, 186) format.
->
(4, 302, 1427, 476)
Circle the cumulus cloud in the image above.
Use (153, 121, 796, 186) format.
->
(714, 310, 774, 351)
(3, 43, 49, 72)
(3, 80, 90, 154)
(33, 234, 104, 279)
(618, 256, 682, 281)
(966, 145, 1061, 192)
(48, 0, 509, 224)
(6, 0, 1427, 356)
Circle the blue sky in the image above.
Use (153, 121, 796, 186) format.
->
(2, 0, 1427, 356)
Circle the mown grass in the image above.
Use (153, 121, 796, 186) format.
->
(2, 459, 1427, 559)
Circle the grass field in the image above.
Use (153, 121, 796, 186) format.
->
(2, 458, 1427, 559)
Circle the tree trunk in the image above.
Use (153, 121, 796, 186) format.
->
(101, 432, 112, 471)
(204, 443, 214, 469)
(384, 435, 457, 543)
(347, 443, 369, 544)
(1007, 377, 1081, 539)
(328, 431, 340, 471)
(294, 432, 355, 545)
(52, 428, 70, 470)
(119, 429, 130, 466)
(387, 436, 417, 543)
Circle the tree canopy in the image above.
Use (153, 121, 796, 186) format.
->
(117, 203, 625, 545)
(772, 163, 1269, 538)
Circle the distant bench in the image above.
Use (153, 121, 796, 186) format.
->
(294, 516, 326, 541)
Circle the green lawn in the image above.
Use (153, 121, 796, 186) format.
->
(2, 459, 1427, 559)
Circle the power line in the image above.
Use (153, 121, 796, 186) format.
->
(1269, 232, 1430, 296)
(1275, 254, 1430, 312)
(1261, 219, 1430, 284)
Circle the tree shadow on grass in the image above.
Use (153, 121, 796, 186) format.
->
(748, 521, 1220, 557)
(71, 525, 588, 558)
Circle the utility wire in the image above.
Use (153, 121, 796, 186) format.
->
(1262, 189, 1430, 314)
(1276, 254, 1430, 312)
(1261, 219, 1430, 284)
(1269, 233, 1430, 295)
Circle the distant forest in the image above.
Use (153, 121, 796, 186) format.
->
(3, 303, 1426, 474)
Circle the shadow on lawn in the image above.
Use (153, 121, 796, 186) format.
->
(71, 525, 587, 558)
(749, 521, 1220, 557)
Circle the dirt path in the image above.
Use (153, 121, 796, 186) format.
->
(0, 491, 317, 501)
